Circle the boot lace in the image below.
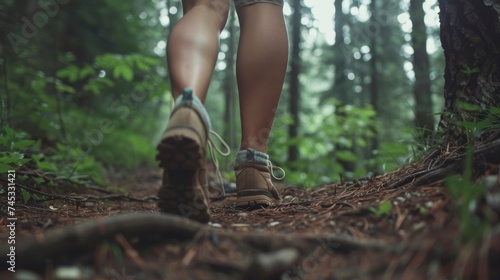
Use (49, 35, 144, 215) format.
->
(207, 130, 231, 196)
(267, 160, 286, 180)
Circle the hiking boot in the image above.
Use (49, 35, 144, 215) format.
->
(234, 148, 284, 208)
(156, 88, 212, 223)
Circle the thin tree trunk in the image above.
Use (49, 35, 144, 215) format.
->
(369, 0, 379, 155)
(1, 37, 10, 128)
(224, 6, 237, 150)
(288, 0, 301, 164)
(410, 0, 434, 139)
(333, 0, 349, 104)
(438, 0, 500, 146)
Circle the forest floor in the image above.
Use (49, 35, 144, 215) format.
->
(1, 142, 500, 280)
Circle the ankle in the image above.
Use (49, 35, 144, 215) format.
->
(173, 88, 212, 130)
(235, 148, 269, 166)
(239, 143, 268, 154)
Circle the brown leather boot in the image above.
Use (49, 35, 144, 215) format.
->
(234, 149, 284, 208)
(156, 89, 211, 223)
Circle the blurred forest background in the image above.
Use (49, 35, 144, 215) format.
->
(0, 0, 444, 187)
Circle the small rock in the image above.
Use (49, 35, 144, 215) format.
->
(396, 197, 405, 202)
(425, 201, 433, 208)
(231, 223, 250, 227)
(329, 221, 337, 227)
(84, 202, 94, 207)
(284, 195, 294, 201)
(14, 270, 42, 280)
(237, 212, 248, 218)
(268, 221, 280, 227)
(209, 222, 222, 228)
(245, 248, 299, 280)
(412, 222, 426, 231)
(54, 266, 87, 280)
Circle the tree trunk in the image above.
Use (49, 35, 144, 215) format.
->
(410, 0, 434, 139)
(288, 0, 301, 164)
(369, 0, 380, 154)
(438, 0, 500, 147)
(224, 6, 237, 150)
(333, 0, 350, 104)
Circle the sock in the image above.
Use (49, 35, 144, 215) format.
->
(235, 148, 269, 165)
(174, 88, 212, 130)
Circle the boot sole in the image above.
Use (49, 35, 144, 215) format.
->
(156, 131, 210, 223)
(236, 190, 275, 209)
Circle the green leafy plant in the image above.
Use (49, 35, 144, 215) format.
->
(446, 147, 489, 243)
(32, 143, 104, 182)
(0, 127, 37, 172)
(369, 201, 393, 217)
(268, 99, 384, 186)
(455, 101, 500, 144)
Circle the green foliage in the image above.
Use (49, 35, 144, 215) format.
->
(455, 102, 500, 143)
(376, 141, 413, 173)
(369, 201, 393, 217)
(6, 50, 166, 172)
(269, 99, 381, 186)
(0, 127, 37, 172)
(33, 144, 104, 181)
(446, 148, 488, 244)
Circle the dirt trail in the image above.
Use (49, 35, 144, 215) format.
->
(1, 148, 499, 280)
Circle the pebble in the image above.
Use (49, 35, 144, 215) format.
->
(412, 222, 426, 231)
(231, 223, 250, 227)
(425, 201, 434, 208)
(84, 202, 94, 207)
(53, 266, 93, 280)
(268, 221, 280, 227)
(237, 212, 248, 217)
(14, 271, 42, 280)
(209, 222, 222, 228)
(329, 221, 337, 227)
(284, 195, 294, 201)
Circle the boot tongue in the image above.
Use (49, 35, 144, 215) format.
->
(236, 148, 269, 166)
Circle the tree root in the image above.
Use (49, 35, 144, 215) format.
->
(385, 138, 500, 190)
(0, 213, 404, 271)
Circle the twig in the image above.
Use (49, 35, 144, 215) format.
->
(115, 234, 147, 269)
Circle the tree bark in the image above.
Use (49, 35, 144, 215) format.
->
(410, 0, 435, 139)
(438, 0, 500, 146)
(333, 0, 350, 104)
(369, 0, 380, 154)
(224, 6, 237, 150)
(288, 0, 302, 164)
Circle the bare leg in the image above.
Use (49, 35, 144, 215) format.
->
(158, 0, 230, 222)
(167, 0, 230, 102)
(236, 3, 289, 153)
